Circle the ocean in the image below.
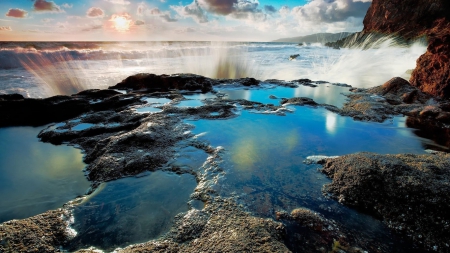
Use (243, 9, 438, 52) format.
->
(0, 40, 426, 98)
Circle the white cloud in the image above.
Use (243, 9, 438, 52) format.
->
(291, 0, 371, 23)
(171, 1, 208, 23)
(86, 7, 105, 18)
(104, 0, 131, 5)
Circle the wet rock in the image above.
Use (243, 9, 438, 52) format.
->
(0, 90, 142, 127)
(276, 208, 367, 253)
(269, 95, 277, 99)
(319, 152, 450, 251)
(419, 105, 442, 118)
(289, 54, 300, 61)
(119, 198, 289, 253)
(406, 117, 450, 150)
(335, 77, 439, 122)
(0, 209, 72, 252)
(111, 73, 216, 93)
(281, 97, 318, 106)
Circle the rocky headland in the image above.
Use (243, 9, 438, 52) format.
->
(327, 0, 450, 99)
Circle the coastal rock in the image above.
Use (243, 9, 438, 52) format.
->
(0, 209, 72, 252)
(0, 90, 140, 127)
(319, 152, 450, 251)
(281, 97, 318, 106)
(410, 35, 450, 98)
(362, 0, 450, 98)
(110, 73, 216, 93)
(111, 73, 260, 93)
(337, 77, 435, 122)
(276, 208, 367, 253)
(119, 199, 289, 253)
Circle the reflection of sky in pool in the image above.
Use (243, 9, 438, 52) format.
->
(183, 93, 217, 100)
(67, 171, 197, 252)
(188, 108, 428, 252)
(143, 97, 171, 104)
(218, 84, 349, 107)
(0, 127, 89, 223)
(136, 106, 163, 114)
(176, 100, 204, 107)
(72, 123, 95, 131)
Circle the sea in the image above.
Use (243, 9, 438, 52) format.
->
(0, 40, 427, 97)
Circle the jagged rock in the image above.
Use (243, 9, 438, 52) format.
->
(362, 0, 450, 98)
(320, 152, 450, 252)
(0, 209, 72, 252)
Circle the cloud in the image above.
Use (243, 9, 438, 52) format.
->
(291, 0, 371, 23)
(33, 0, 63, 13)
(264, 5, 276, 13)
(279, 6, 290, 17)
(104, 0, 131, 5)
(81, 22, 104, 32)
(6, 8, 28, 18)
(176, 27, 195, 33)
(138, 4, 178, 22)
(135, 20, 145, 25)
(171, 0, 209, 23)
(87, 7, 105, 18)
(229, 0, 266, 21)
(41, 18, 54, 23)
(198, 0, 236, 15)
(62, 3, 73, 8)
(0, 26, 12, 31)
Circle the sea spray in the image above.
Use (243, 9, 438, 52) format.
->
(0, 40, 427, 97)
(303, 35, 428, 87)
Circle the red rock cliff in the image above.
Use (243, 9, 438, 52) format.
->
(362, 0, 450, 98)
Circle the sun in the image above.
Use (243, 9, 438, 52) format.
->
(109, 14, 133, 32)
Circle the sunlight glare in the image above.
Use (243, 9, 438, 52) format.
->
(110, 14, 133, 32)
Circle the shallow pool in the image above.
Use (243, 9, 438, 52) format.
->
(0, 126, 90, 223)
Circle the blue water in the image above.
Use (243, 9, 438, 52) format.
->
(136, 106, 163, 114)
(188, 108, 428, 251)
(218, 84, 350, 107)
(0, 126, 90, 223)
(67, 171, 197, 251)
(176, 100, 204, 107)
(72, 123, 96, 131)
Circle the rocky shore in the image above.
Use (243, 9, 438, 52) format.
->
(318, 152, 450, 251)
(1, 71, 450, 252)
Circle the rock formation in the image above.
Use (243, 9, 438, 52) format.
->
(362, 0, 450, 98)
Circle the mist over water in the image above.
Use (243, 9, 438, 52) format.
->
(0, 40, 427, 97)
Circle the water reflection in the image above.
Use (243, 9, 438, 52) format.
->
(67, 171, 196, 252)
(189, 108, 429, 252)
(0, 126, 89, 223)
(218, 84, 349, 107)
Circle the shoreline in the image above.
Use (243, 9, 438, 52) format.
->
(1, 73, 449, 252)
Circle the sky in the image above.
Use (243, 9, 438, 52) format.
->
(0, 0, 372, 41)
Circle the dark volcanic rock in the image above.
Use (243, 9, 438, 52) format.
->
(337, 77, 434, 122)
(276, 208, 367, 253)
(119, 198, 289, 253)
(110, 73, 216, 93)
(0, 209, 72, 252)
(320, 152, 450, 251)
(0, 90, 142, 127)
(281, 97, 318, 106)
(362, 0, 450, 98)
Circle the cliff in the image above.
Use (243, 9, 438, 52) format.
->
(362, 0, 450, 98)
